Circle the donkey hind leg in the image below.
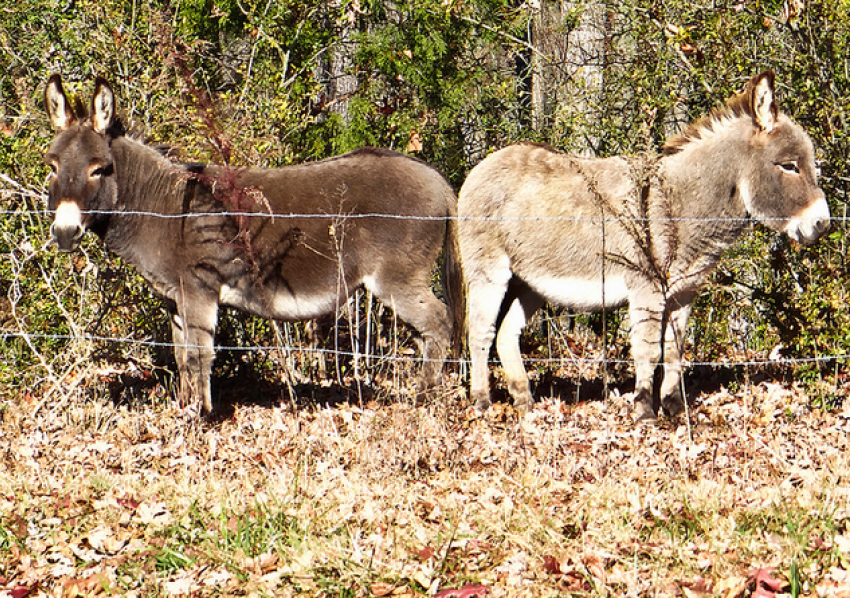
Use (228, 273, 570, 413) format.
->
(628, 296, 664, 421)
(466, 271, 512, 412)
(169, 293, 219, 416)
(371, 280, 451, 392)
(658, 301, 693, 418)
(495, 281, 545, 415)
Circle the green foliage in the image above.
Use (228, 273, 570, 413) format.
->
(212, 503, 300, 558)
(306, 0, 526, 183)
(154, 546, 195, 574)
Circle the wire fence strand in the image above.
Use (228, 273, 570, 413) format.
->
(1, 329, 848, 370)
(2, 206, 850, 225)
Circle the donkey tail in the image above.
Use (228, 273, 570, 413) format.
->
(442, 187, 465, 358)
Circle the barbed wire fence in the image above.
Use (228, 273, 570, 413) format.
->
(1, 176, 849, 408)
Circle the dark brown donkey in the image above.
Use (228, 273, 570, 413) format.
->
(459, 71, 830, 420)
(44, 75, 462, 415)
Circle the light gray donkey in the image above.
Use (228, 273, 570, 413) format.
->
(44, 75, 462, 416)
(459, 71, 830, 420)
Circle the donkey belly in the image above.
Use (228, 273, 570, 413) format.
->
(524, 272, 629, 312)
(219, 283, 338, 321)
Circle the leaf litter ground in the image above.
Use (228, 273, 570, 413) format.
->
(1, 375, 850, 597)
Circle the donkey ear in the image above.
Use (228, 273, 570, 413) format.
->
(749, 70, 778, 132)
(45, 74, 76, 131)
(91, 77, 116, 135)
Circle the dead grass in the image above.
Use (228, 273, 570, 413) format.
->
(2, 368, 850, 598)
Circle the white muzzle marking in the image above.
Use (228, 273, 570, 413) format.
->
(54, 201, 82, 228)
(785, 197, 831, 244)
(51, 200, 85, 251)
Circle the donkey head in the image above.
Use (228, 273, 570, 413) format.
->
(737, 71, 830, 244)
(44, 75, 119, 252)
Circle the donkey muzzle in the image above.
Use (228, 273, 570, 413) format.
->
(785, 196, 831, 245)
(51, 201, 85, 252)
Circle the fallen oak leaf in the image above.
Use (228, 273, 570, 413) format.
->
(465, 539, 494, 555)
(434, 583, 488, 597)
(135, 500, 171, 527)
(750, 568, 784, 598)
(9, 513, 27, 541)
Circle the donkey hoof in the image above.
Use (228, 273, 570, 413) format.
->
(473, 393, 492, 414)
(513, 398, 534, 416)
(634, 401, 657, 422)
(662, 397, 686, 418)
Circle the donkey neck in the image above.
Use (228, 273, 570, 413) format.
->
(649, 117, 759, 291)
(101, 135, 194, 265)
(659, 117, 755, 226)
(110, 136, 187, 214)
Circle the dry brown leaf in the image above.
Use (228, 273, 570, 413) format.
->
(162, 571, 197, 596)
(86, 525, 126, 555)
(406, 131, 423, 153)
(434, 583, 489, 597)
(750, 567, 784, 598)
(714, 574, 749, 598)
(680, 576, 714, 598)
(370, 581, 398, 596)
(62, 572, 108, 597)
(542, 555, 561, 574)
(417, 546, 436, 561)
(135, 500, 172, 528)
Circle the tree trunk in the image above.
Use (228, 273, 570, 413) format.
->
(316, 1, 359, 122)
(530, 0, 605, 152)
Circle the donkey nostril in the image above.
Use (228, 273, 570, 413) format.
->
(51, 223, 84, 251)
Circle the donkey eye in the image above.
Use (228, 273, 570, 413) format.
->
(777, 161, 800, 174)
(89, 164, 113, 178)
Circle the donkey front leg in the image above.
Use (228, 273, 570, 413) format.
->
(658, 299, 694, 418)
(628, 297, 664, 421)
(168, 292, 219, 416)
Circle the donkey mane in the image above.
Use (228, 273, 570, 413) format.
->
(662, 87, 756, 156)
